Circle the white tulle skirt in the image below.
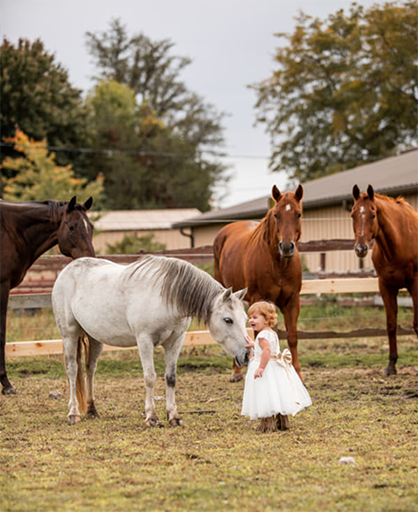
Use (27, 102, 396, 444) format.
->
(241, 358, 312, 420)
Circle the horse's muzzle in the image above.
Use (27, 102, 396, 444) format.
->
(235, 349, 250, 367)
(278, 241, 295, 258)
(354, 243, 368, 258)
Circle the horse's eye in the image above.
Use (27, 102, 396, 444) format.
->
(372, 214, 376, 220)
(69, 225, 75, 232)
(224, 317, 233, 324)
(297, 212, 302, 219)
(273, 213, 278, 219)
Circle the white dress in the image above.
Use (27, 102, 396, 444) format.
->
(241, 330, 312, 420)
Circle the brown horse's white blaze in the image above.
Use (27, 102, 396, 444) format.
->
(351, 184, 418, 376)
(213, 185, 304, 382)
(352, 184, 377, 259)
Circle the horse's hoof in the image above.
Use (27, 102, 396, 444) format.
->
(384, 367, 397, 377)
(2, 386, 17, 395)
(86, 410, 100, 420)
(68, 415, 81, 425)
(145, 418, 163, 428)
(230, 374, 243, 383)
(169, 417, 184, 427)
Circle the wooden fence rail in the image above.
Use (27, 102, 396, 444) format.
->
(6, 276, 414, 358)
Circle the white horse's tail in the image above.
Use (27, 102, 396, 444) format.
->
(75, 334, 88, 415)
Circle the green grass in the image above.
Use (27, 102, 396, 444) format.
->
(1, 338, 417, 512)
(3, 302, 417, 511)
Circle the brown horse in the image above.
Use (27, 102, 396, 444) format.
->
(0, 197, 95, 394)
(214, 185, 304, 381)
(351, 184, 418, 375)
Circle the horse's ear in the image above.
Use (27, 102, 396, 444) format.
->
(272, 185, 281, 203)
(295, 184, 303, 202)
(67, 196, 77, 212)
(84, 197, 93, 211)
(352, 185, 360, 201)
(221, 287, 233, 302)
(367, 184, 374, 200)
(233, 288, 247, 301)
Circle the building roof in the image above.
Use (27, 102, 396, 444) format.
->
(173, 149, 418, 228)
(92, 208, 201, 231)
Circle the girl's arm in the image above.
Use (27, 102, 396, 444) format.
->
(254, 337, 271, 379)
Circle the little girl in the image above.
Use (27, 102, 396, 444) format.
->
(241, 301, 312, 431)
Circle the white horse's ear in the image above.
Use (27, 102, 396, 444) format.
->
(221, 287, 233, 301)
(234, 288, 247, 301)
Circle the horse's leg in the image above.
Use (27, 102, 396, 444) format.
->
(137, 338, 160, 427)
(409, 277, 418, 338)
(63, 334, 83, 425)
(230, 359, 243, 382)
(0, 284, 15, 394)
(85, 337, 104, 419)
(379, 281, 399, 376)
(163, 334, 185, 426)
(281, 296, 302, 380)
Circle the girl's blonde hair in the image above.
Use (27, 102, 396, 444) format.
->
(248, 301, 277, 327)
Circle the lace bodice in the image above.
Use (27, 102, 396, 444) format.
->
(254, 329, 280, 358)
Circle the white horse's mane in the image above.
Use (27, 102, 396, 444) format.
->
(127, 255, 223, 323)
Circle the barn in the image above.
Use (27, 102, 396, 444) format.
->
(173, 149, 418, 272)
(91, 208, 201, 254)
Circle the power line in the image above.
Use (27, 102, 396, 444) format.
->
(0, 142, 270, 160)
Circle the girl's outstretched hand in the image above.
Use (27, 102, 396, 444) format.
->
(245, 334, 255, 348)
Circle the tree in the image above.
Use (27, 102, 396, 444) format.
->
(85, 79, 222, 211)
(105, 233, 166, 254)
(252, 1, 418, 182)
(0, 39, 90, 173)
(1, 130, 104, 203)
(84, 20, 228, 210)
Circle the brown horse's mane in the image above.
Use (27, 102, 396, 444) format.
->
(2, 199, 75, 225)
(248, 208, 276, 245)
(374, 193, 418, 219)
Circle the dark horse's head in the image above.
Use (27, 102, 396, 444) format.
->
(271, 184, 303, 258)
(351, 184, 378, 258)
(58, 196, 96, 259)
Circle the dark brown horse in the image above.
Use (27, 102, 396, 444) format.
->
(0, 197, 95, 394)
(351, 184, 418, 375)
(214, 185, 304, 381)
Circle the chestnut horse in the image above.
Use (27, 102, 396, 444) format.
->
(214, 185, 304, 381)
(0, 197, 95, 394)
(351, 184, 418, 375)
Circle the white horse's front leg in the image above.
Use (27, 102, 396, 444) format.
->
(137, 338, 160, 427)
(164, 333, 185, 426)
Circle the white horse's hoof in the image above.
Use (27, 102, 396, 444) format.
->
(68, 415, 81, 425)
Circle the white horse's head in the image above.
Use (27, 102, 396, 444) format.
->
(208, 287, 249, 367)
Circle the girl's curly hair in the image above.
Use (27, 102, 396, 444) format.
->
(248, 301, 278, 327)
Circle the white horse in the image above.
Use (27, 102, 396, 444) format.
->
(52, 255, 249, 426)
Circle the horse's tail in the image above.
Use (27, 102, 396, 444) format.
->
(75, 334, 88, 415)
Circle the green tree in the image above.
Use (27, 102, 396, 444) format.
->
(1, 129, 104, 203)
(105, 233, 166, 254)
(0, 39, 90, 173)
(85, 79, 220, 211)
(84, 20, 228, 210)
(252, 1, 418, 182)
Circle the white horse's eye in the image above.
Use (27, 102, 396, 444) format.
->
(224, 317, 233, 324)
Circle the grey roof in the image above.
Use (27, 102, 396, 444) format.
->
(92, 208, 200, 231)
(173, 149, 418, 228)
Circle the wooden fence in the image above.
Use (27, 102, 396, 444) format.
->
(6, 242, 414, 357)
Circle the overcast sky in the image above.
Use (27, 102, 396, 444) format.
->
(1, 0, 385, 209)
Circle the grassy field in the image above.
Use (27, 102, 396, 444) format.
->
(1, 329, 417, 512)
